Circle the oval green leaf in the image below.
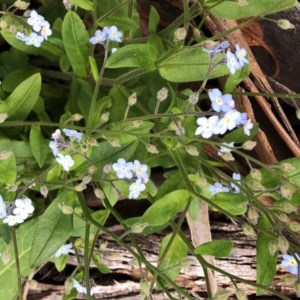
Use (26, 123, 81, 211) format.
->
(194, 240, 233, 258)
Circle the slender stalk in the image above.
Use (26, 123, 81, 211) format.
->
(84, 221, 91, 297)
(12, 227, 22, 300)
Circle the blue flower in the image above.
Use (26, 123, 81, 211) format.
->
(56, 153, 74, 171)
(208, 88, 235, 113)
(129, 179, 146, 199)
(24, 32, 44, 48)
(235, 45, 249, 67)
(226, 50, 241, 74)
(231, 173, 241, 193)
(49, 140, 60, 156)
(132, 160, 149, 182)
(89, 28, 109, 45)
(281, 254, 299, 275)
(54, 243, 72, 258)
(0, 195, 7, 219)
(195, 115, 220, 138)
(62, 128, 82, 143)
(107, 26, 122, 42)
(112, 158, 133, 179)
(27, 10, 47, 32)
(209, 182, 229, 195)
(203, 40, 229, 59)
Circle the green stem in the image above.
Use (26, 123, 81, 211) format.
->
(12, 227, 22, 300)
(84, 221, 91, 297)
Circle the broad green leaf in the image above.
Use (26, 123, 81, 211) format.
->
(158, 46, 229, 82)
(62, 11, 89, 78)
(211, 192, 248, 216)
(0, 139, 32, 161)
(29, 125, 49, 168)
(0, 73, 41, 121)
(224, 63, 250, 93)
(158, 233, 188, 286)
(106, 44, 157, 70)
(205, 0, 296, 19)
(70, 0, 93, 10)
(141, 190, 191, 226)
(0, 218, 38, 300)
(194, 240, 233, 258)
(30, 190, 78, 267)
(0, 153, 16, 185)
(2, 69, 36, 92)
(54, 254, 69, 272)
(256, 216, 278, 295)
(149, 6, 160, 34)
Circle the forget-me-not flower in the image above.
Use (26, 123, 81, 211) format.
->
(107, 26, 123, 42)
(231, 173, 241, 193)
(62, 129, 82, 143)
(72, 279, 87, 294)
(235, 45, 249, 67)
(226, 50, 241, 75)
(281, 254, 299, 275)
(195, 115, 220, 139)
(112, 158, 133, 179)
(54, 243, 72, 258)
(27, 10, 47, 32)
(208, 88, 235, 113)
(0, 195, 7, 219)
(218, 109, 241, 134)
(3, 214, 24, 226)
(209, 182, 229, 195)
(89, 28, 109, 45)
(56, 153, 74, 171)
(25, 32, 44, 48)
(129, 179, 146, 199)
(13, 198, 34, 220)
(132, 160, 149, 182)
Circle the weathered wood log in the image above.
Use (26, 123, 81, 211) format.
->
(28, 221, 294, 299)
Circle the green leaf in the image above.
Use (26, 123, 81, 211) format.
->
(256, 216, 278, 295)
(29, 125, 49, 168)
(70, 0, 93, 10)
(106, 44, 157, 70)
(30, 190, 78, 267)
(158, 233, 187, 286)
(54, 254, 69, 272)
(62, 11, 89, 78)
(141, 190, 191, 226)
(158, 46, 229, 82)
(211, 192, 248, 216)
(0, 73, 41, 121)
(194, 240, 233, 258)
(2, 69, 36, 93)
(98, 16, 138, 31)
(205, 0, 297, 19)
(0, 153, 16, 185)
(89, 56, 99, 81)
(224, 63, 250, 93)
(148, 6, 160, 34)
(0, 219, 38, 300)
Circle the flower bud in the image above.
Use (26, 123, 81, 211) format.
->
(128, 92, 137, 106)
(9, 24, 17, 33)
(1, 247, 10, 265)
(82, 175, 92, 185)
(103, 164, 112, 174)
(58, 203, 74, 215)
(0, 19, 7, 30)
(236, 288, 248, 300)
(157, 87, 168, 102)
(40, 185, 48, 198)
(281, 202, 297, 214)
(88, 165, 97, 174)
(94, 188, 105, 200)
(71, 113, 83, 121)
(14, 0, 30, 9)
(250, 168, 262, 181)
(175, 123, 185, 137)
(174, 27, 187, 41)
(221, 152, 235, 162)
(186, 145, 199, 156)
(277, 19, 295, 30)
(296, 109, 300, 121)
(242, 140, 256, 150)
(146, 144, 159, 154)
(188, 92, 199, 105)
(131, 120, 142, 128)
(74, 183, 87, 192)
(213, 289, 231, 300)
(268, 239, 278, 256)
(282, 274, 297, 285)
(278, 236, 289, 253)
(87, 138, 97, 147)
(100, 111, 110, 123)
(288, 221, 300, 232)
(277, 213, 290, 223)
(242, 223, 256, 238)
(109, 139, 121, 147)
(247, 207, 259, 225)
(27, 279, 39, 289)
(64, 278, 73, 295)
(279, 185, 294, 200)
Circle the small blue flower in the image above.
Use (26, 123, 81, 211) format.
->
(107, 26, 122, 42)
(129, 179, 146, 199)
(203, 40, 229, 59)
(0, 195, 7, 219)
(226, 50, 241, 75)
(89, 28, 108, 45)
(112, 158, 133, 179)
(49, 140, 60, 156)
(56, 153, 74, 171)
(62, 129, 82, 143)
(235, 45, 249, 67)
(54, 243, 72, 258)
(281, 254, 299, 275)
(132, 160, 149, 182)
(27, 10, 47, 32)
(208, 88, 235, 113)
(72, 279, 87, 294)
(24, 32, 44, 48)
(195, 115, 220, 138)
(209, 182, 229, 195)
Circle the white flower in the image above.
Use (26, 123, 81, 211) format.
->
(51, 129, 62, 141)
(72, 279, 87, 294)
(218, 142, 234, 156)
(49, 140, 60, 156)
(3, 214, 24, 226)
(0, 195, 7, 219)
(112, 158, 133, 179)
(243, 119, 254, 136)
(208, 88, 235, 113)
(27, 10, 47, 32)
(129, 179, 146, 199)
(235, 45, 249, 67)
(107, 26, 122, 42)
(132, 160, 149, 182)
(25, 32, 44, 48)
(63, 0, 73, 10)
(56, 153, 74, 171)
(195, 115, 220, 138)
(226, 50, 241, 75)
(54, 243, 72, 258)
(13, 198, 34, 220)
(40, 21, 52, 40)
(218, 110, 241, 134)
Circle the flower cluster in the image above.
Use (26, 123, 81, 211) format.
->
(90, 26, 122, 44)
(209, 172, 241, 195)
(281, 254, 299, 275)
(1, 196, 34, 226)
(195, 88, 253, 139)
(112, 158, 149, 199)
(16, 10, 52, 48)
(49, 129, 83, 171)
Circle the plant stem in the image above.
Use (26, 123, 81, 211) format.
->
(12, 227, 23, 300)
(84, 221, 91, 297)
